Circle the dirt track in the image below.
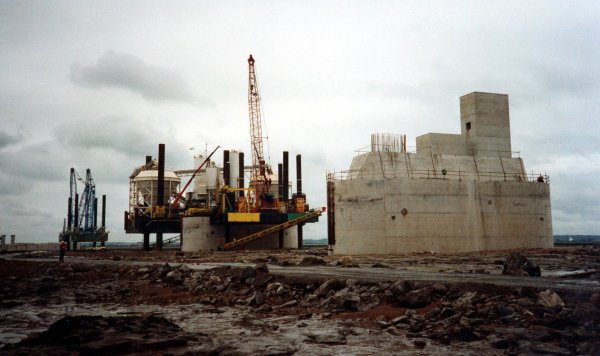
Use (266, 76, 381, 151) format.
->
(1, 246, 599, 355)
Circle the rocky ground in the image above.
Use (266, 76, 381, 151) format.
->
(0, 246, 599, 355)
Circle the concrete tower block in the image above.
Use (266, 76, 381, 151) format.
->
(460, 92, 511, 157)
(10, 235, 15, 244)
(0, 235, 5, 246)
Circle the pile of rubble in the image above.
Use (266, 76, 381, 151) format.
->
(2, 250, 599, 354)
(143, 257, 600, 354)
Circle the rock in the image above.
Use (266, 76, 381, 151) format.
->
(263, 344, 298, 355)
(338, 256, 353, 266)
(538, 290, 564, 308)
(377, 320, 391, 328)
(527, 342, 572, 355)
(253, 273, 272, 288)
(405, 288, 432, 307)
(305, 330, 347, 345)
(389, 280, 413, 305)
(345, 278, 358, 289)
(413, 339, 427, 349)
(431, 283, 448, 295)
(276, 285, 287, 296)
(391, 316, 409, 325)
(337, 256, 360, 268)
(247, 291, 265, 306)
(590, 292, 600, 308)
(425, 307, 441, 319)
(166, 270, 183, 284)
(453, 291, 478, 310)
(437, 307, 455, 320)
(10, 315, 188, 354)
(487, 334, 517, 349)
(298, 256, 326, 266)
(315, 279, 340, 297)
(266, 282, 283, 292)
(496, 303, 515, 317)
(335, 290, 360, 310)
(256, 304, 272, 312)
(449, 324, 478, 342)
(159, 263, 172, 277)
(274, 299, 297, 309)
(254, 263, 269, 273)
(570, 303, 599, 325)
(371, 262, 393, 269)
(502, 252, 541, 277)
(390, 280, 413, 295)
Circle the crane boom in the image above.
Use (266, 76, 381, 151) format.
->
(172, 145, 220, 207)
(247, 54, 272, 210)
(248, 54, 265, 182)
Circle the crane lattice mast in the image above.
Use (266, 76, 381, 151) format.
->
(248, 54, 265, 183)
(78, 168, 96, 231)
(247, 54, 272, 209)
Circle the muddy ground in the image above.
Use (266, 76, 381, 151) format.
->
(1, 246, 599, 355)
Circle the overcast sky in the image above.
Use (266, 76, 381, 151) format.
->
(1, 1, 599, 243)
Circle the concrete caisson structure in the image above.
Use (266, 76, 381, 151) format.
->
(328, 92, 552, 255)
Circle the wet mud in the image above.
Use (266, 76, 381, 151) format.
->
(1, 246, 599, 355)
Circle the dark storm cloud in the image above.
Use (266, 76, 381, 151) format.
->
(70, 51, 195, 102)
(0, 131, 21, 149)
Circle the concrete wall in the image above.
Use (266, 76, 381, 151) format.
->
(460, 92, 511, 157)
(1, 243, 61, 252)
(333, 177, 552, 255)
(414, 92, 512, 158)
(331, 92, 552, 255)
(181, 217, 224, 252)
(348, 151, 526, 182)
(416, 133, 467, 156)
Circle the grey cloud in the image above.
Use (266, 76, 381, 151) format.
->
(54, 116, 193, 179)
(0, 130, 21, 149)
(0, 140, 67, 183)
(70, 51, 195, 102)
(56, 115, 155, 157)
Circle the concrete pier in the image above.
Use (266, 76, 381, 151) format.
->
(330, 92, 553, 255)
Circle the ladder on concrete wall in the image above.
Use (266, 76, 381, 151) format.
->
(223, 209, 323, 250)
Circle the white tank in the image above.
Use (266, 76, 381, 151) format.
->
(206, 167, 218, 189)
(192, 155, 206, 194)
(229, 151, 240, 187)
(132, 170, 180, 207)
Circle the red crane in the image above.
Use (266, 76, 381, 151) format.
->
(247, 54, 272, 210)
